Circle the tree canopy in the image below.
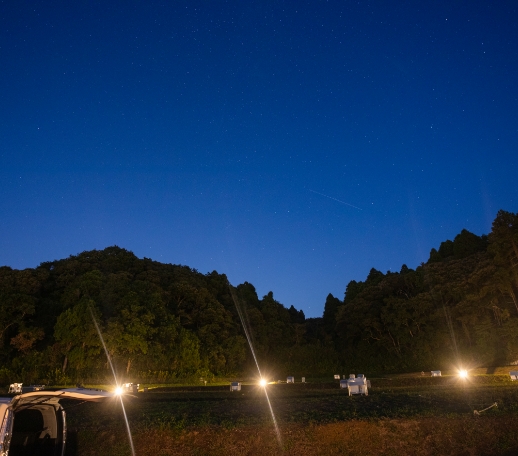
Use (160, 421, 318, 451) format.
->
(1, 211, 517, 384)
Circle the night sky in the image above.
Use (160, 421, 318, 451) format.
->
(1, 1, 516, 318)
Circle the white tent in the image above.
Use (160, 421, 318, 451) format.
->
(344, 374, 368, 395)
(8, 383, 22, 394)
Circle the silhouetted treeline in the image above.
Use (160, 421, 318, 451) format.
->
(322, 210, 518, 372)
(0, 247, 309, 384)
(1, 210, 517, 384)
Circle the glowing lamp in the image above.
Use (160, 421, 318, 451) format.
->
(458, 369, 468, 379)
(115, 386, 123, 395)
(259, 378, 268, 387)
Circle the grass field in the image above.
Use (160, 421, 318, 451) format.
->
(58, 375, 518, 455)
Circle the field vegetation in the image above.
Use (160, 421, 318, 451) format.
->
(61, 375, 518, 455)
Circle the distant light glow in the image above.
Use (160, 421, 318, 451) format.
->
(458, 369, 468, 378)
(115, 386, 123, 395)
(259, 378, 268, 387)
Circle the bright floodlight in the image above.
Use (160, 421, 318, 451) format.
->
(115, 386, 123, 395)
(459, 369, 468, 378)
(259, 378, 268, 387)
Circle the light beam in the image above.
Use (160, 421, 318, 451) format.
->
(229, 286, 282, 447)
(89, 306, 135, 456)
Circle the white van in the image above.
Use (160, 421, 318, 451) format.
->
(0, 387, 113, 456)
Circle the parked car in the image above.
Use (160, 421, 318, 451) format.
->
(21, 384, 45, 393)
(120, 382, 139, 394)
(229, 382, 241, 391)
(0, 387, 113, 456)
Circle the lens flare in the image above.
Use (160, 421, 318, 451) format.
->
(458, 369, 468, 378)
(229, 286, 282, 447)
(89, 307, 135, 456)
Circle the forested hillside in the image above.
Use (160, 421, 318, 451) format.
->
(324, 210, 518, 372)
(1, 210, 517, 384)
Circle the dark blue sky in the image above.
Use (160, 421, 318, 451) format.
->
(1, 1, 516, 317)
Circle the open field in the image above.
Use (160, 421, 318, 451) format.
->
(57, 375, 518, 455)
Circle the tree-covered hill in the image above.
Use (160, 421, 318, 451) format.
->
(322, 210, 518, 372)
(1, 210, 517, 384)
(0, 247, 306, 384)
